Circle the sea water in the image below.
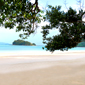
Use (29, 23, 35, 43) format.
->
(0, 44, 85, 51)
(0, 45, 43, 51)
(0, 44, 85, 56)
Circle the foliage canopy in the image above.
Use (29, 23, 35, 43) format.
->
(0, 0, 85, 52)
(0, 0, 41, 38)
(42, 5, 85, 51)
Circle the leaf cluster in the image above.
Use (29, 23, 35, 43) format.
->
(42, 5, 85, 52)
(0, 0, 42, 38)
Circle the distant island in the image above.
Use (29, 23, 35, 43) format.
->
(77, 42, 85, 47)
(12, 39, 36, 46)
(77, 39, 85, 47)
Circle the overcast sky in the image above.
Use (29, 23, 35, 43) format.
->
(0, 0, 85, 45)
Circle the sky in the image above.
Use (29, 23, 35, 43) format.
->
(0, 0, 85, 45)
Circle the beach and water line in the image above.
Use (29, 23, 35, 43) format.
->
(0, 45, 85, 85)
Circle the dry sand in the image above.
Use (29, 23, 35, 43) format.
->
(0, 51, 85, 85)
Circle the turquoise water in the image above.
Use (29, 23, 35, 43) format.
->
(0, 45, 43, 51)
(0, 45, 85, 51)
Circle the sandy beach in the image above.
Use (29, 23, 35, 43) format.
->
(0, 51, 85, 85)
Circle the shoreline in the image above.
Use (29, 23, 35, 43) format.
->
(0, 50, 85, 56)
(0, 51, 85, 73)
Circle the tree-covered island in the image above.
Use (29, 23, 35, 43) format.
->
(77, 39, 85, 47)
(12, 39, 36, 46)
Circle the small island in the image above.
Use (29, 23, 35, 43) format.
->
(12, 39, 36, 46)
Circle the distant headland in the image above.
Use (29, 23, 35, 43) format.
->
(76, 39, 85, 47)
(12, 39, 36, 46)
(77, 42, 85, 47)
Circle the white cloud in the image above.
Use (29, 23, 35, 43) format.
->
(30, 0, 35, 4)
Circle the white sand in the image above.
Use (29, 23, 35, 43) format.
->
(0, 50, 85, 73)
(0, 51, 85, 85)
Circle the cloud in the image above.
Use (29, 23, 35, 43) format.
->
(30, 0, 35, 3)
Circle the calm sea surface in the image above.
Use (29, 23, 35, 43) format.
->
(0, 45, 85, 52)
